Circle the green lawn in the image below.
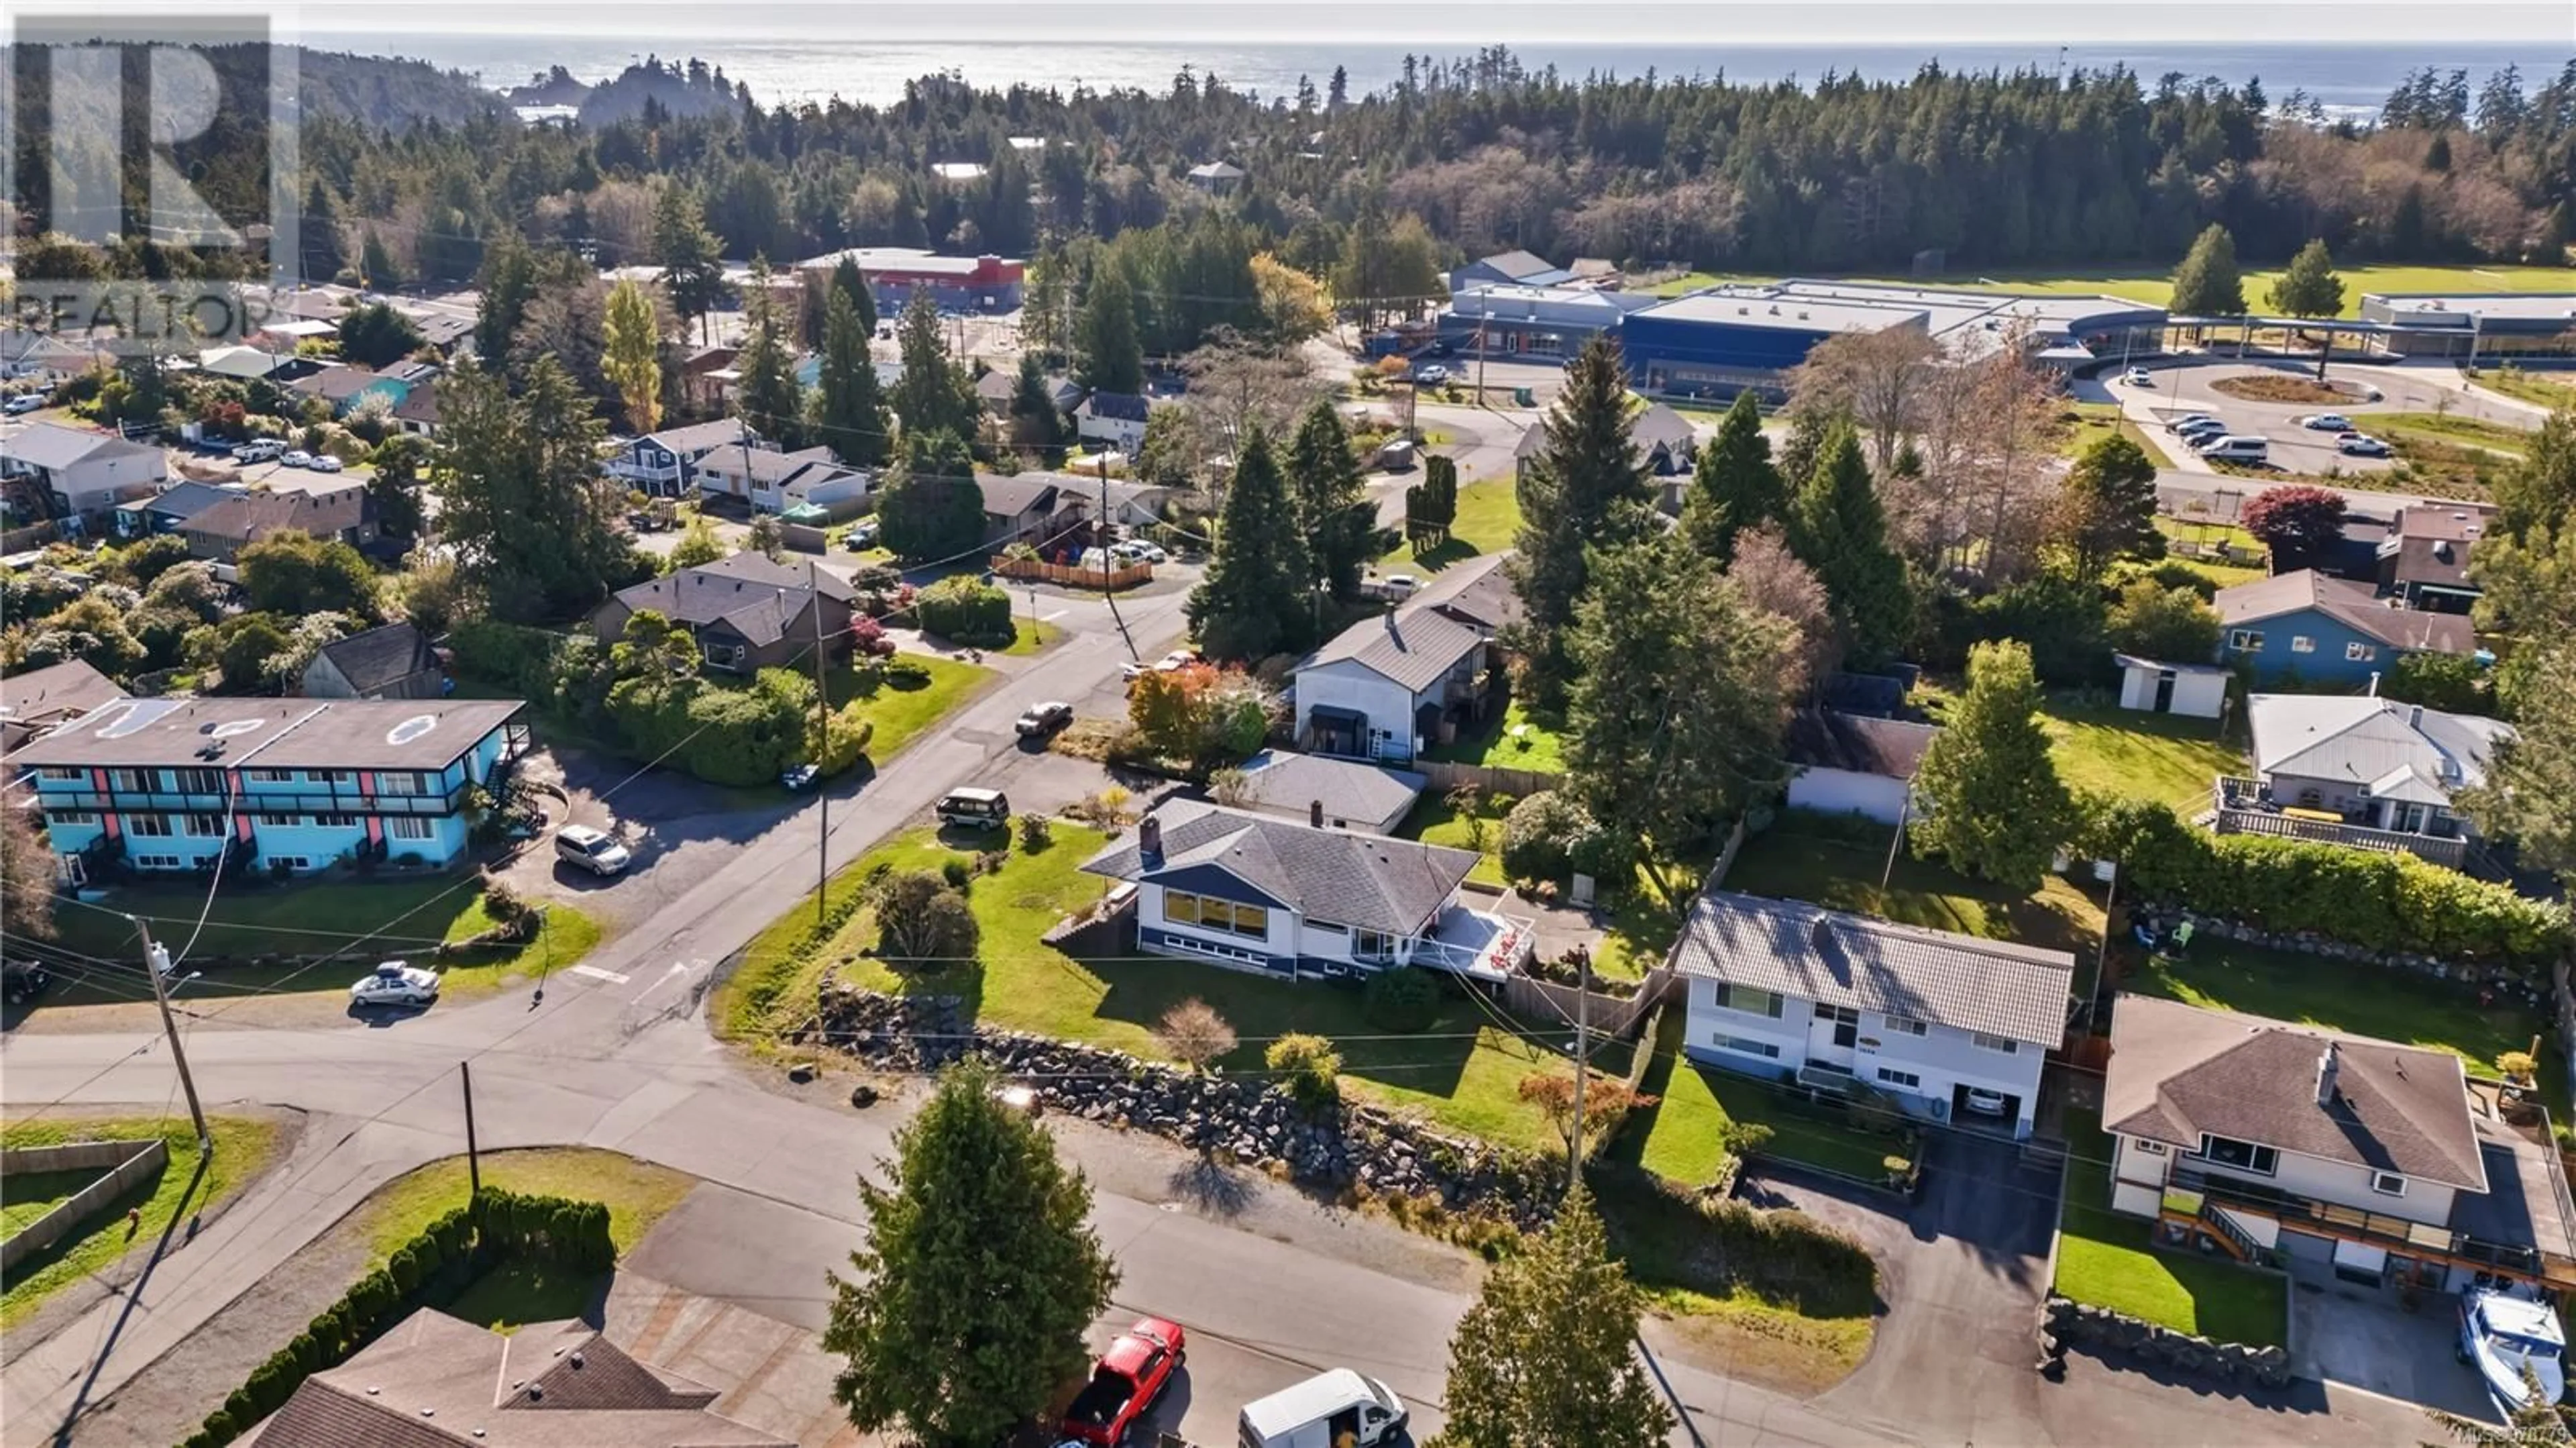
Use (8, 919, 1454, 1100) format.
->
(729, 825, 1593, 1154)
(1725, 817, 2106, 960)
(1617, 1012, 1900, 1184)
(1395, 796, 1511, 890)
(2124, 941, 2545, 1082)
(1, 1170, 94, 1237)
(2062, 403, 2176, 468)
(1421, 696, 1566, 774)
(44, 880, 603, 1002)
(2, 1115, 282, 1329)
(828, 654, 997, 763)
(1377, 478, 1523, 574)
(2467, 368, 2576, 411)
(2055, 1104, 2286, 1346)
(2035, 696, 2244, 813)
(1000, 619, 1064, 656)
(2373, 411, 2536, 457)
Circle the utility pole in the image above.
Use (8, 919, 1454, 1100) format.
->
(811, 561, 832, 931)
(1880, 786, 1914, 894)
(1096, 452, 1135, 658)
(460, 1061, 482, 1202)
(1568, 955, 1590, 1197)
(133, 918, 207, 1153)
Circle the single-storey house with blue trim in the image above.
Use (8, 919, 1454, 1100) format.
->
(2214, 570, 2477, 687)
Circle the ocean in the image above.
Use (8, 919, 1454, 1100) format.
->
(301, 34, 2567, 115)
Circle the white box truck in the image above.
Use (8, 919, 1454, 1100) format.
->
(1238, 1369, 1409, 1448)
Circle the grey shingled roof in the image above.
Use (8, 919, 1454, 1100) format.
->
(1230, 749, 1427, 827)
(1082, 799, 1476, 936)
(314, 622, 438, 694)
(1, 658, 125, 745)
(1477, 250, 1558, 281)
(1299, 605, 1484, 695)
(2104, 994, 2486, 1191)
(1669, 891, 2074, 1047)
(1079, 391, 1151, 423)
(1782, 709, 1940, 779)
(2215, 569, 2477, 654)
(698, 443, 848, 486)
(6, 422, 158, 470)
(638, 418, 752, 456)
(608, 553, 850, 647)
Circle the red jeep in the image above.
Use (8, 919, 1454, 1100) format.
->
(1059, 1316, 1186, 1445)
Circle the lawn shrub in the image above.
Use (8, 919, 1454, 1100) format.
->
(914, 576, 1016, 648)
(1362, 967, 1441, 1033)
(1501, 790, 1593, 883)
(1266, 1033, 1342, 1108)
(1586, 1163, 1876, 1318)
(2084, 796, 2569, 960)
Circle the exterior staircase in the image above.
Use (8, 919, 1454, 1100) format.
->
(2196, 1197, 2262, 1263)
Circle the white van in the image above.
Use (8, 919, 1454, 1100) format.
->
(2194, 435, 2269, 463)
(936, 786, 1011, 829)
(1238, 1369, 1408, 1448)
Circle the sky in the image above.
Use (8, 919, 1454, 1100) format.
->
(29, 0, 2572, 46)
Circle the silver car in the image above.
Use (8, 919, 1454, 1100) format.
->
(553, 823, 633, 876)
(350, 962, 440, 1007)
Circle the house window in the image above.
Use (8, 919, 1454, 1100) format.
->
(2226, 629, 2265, 652)
(2290, 635, 2316, 654)
(313, 813, 357, 828)
(48, 811, 97, 827)
(2346, 641, 2377, 662)
(255, 814, 302, 828)
(267, 856, 311, 872)
(1352, 928, 1397, 959)
(245, 768, 296, 783)
(108, 769, 150, 792)
(388, 817, 434, 841)
(2194, 1134, 2279, 1176)
(1162, 890, 1267, 939)
(38, 767, 81, 782)
(170, 768, 225, 794)
(2370, 1171, 2406, 1197)
(1713, 983, 1786, 1019)
(127, 815, 174, 837)
(2133, 1139, 2168, 1155)
(182, 813, 224, 837)
(1876, 1067, 1922, 1089)
(1970, 1032, 2021, 1055)
(1880, 1015, 1929, 1037)
(309, 770, 351, 784)
(1815, 1004, 1860, 1026)
(376, 772, 427, 796)
(1712, 1034, 1781, 1060)
(133, 853, 182, 869)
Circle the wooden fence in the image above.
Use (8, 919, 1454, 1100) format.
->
(991, 556, 1153, 590)
(0, 1138, 168, 1272)
(1411, 758, 1560, 801)
(1502, 966, 1678, 1043)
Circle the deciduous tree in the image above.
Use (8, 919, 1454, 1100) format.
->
(2, 798, 58, 942)
(239, 529, 382, 621)
(824, 1059, 1116, 1447)
(1910, 640, 2074, 888)
(600, 278, 663, 435)
(1679, 391, 1785, 564)
(2107, 578, 2222, 662)
(867, 870, 980, 966)
(1153, 999, 1238, 1073)
(1786, 326, 1939, 476)
(2241, 484, 2349, 570)
(1187, 427, 1313, 662)
(1432, 1184, 1672, 1448)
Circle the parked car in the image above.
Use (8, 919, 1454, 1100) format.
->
(1015, 701, 1074, 738)
(2303, 413, 2356, 432)
(3, 394, 44, 415)
(2337, 433, 2392, 457)
(2194, 435, 2270, 463)
(350, 961, 440, 1008)
(936, 786, 1011, 829)
(780, 763, 820, 792)
(553, 823, 633, 876)
(2121, 367, 2154, 387)
(1109, 539, 1167, 564)
(232, 439, 284, 462)
(280, 449, 314, 468)
(308, 454, 345, 472)
(1059, 1317, 1186, 1446)
(2171, 417, 2227, 441)
(1238, 1369, 1409, 1448)
(1962, 1087, 2009, 1117)
(1154, 650, 1199, 673)
(1412, 363, 1449, 385)
(843, 520, 881, 550)
(2459, 1285, 2566, 1417)
(2165, 413, 2223, 435)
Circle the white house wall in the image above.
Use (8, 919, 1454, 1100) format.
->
(1784, 768, 1909, 824)
(2114, 1129, 2458, 1227)
(1292, 660, 1426, 760)
(1680, 978, 2048, 1134)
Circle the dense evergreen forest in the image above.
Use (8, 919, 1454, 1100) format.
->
(9, 45, 2574, 290)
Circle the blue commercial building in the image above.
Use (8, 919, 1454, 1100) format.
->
(1618, 281, 2169, 403)
(1436, 284, 1658, 364)
(19, 697, 529, 885)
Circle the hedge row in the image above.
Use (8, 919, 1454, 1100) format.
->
(2083, 798, 2572, 962)
(181, 1190, 615, 1448)
(1587, 1163, 1877, 1321)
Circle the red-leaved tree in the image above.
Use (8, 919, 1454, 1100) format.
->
(2240, 484, 2349, 571)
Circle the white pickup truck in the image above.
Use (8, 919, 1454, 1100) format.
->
(1237, 1369, 1408, 1448)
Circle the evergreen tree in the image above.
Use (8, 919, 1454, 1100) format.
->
(1776, 406, 1833, 487)
(830, 254, 877, 336)
(1187, 427, 1313, 662)
(474, 233, 539, 362)
(815, 285, 890, 466)
(653, 185, 728, 343)
(1327, 65, 1349, 111)
(2050, 433, 2161, 574)
(891, 289, 979, 444)
(1007, 353, 1069, 464)
(734, 262, 804, 448)
(2267, 239, 2346, 317)
(1433, 1185, 1673, 1448)
(824, 1059, 1116, 1447)
(2168, 223, 2247, 315)
(1678, 391, 1785, 564)
(1284, 399, 1372, 598)
(302, 180, 347, 282)
(601, 278, 663, 435)
(1789, 426, 1913, 668)
(876, 429, 985, 560)
(1566, 532, 1795, 872)
(2460, 641, 2576, 886)
(337, 303, 425, 368)
(359, 227, 401, 290)
(1405, 452, 1460, 550)
(1075, 265, 1146, 395)
(433, 361, 635, 621)
(1909, 640, 2074, 889)
(1504, 336, 1653, 709)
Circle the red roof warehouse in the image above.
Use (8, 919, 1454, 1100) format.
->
(795, 247, 1025, 313)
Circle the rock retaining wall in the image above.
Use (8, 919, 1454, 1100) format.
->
(806, 982, 1560, 1230)
(2135, 905, 2548, 1002)
(2041, 1294, 2293, 1388)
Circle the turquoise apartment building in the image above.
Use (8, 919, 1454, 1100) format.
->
(17, 697, 527, 884)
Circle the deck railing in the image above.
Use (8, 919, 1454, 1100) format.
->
(2210, 776, 2469, 869)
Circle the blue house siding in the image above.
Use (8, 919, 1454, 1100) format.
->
(2219, 607, 2402, 686)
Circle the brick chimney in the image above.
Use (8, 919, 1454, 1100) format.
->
(2316, 1039, 2341, 1108)
(1138, 815, 1163, 862)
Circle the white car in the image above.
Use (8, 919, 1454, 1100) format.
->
(1962, 1087, 2009, 1117)
(2165, 413, 2222, 435)
(233, 439, 284, 462)
(2303, 413, 2355, 432)
(1110, 540, 1168, 564)
(1413, 364, 1449, 385)
(308, 454, 345, 472)
(553, 823, 633, 876)
(2, 394, 42, 415)
(1154, 650, 1199, 672)
(280, 449, 315, 468)
(350, 962, 440, 1007)
(2121, 367, 2153, 387)
(2337, 433, 2392, 457)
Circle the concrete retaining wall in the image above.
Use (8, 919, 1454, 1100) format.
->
(0, 1138, 168, 1273)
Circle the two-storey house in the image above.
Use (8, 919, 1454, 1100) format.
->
(2375, 503, 2492, 615)
(590, 552, 857, 672)
(1079, 800, 1535, 983)
(1073, 392, 1152, 454)
(1668, 890, 2073, 1139)
(2103, 994, 2573, 1290)
(2, 423, 168, 518)
(604, 419, 753, 497)
(2214, 569, 2476, 687)
(1291, 605, 1491, 764)
(691, 443, 872, 515)
(19, 697, 528, 884)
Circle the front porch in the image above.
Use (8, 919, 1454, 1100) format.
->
(2210, 775, 2469, 870)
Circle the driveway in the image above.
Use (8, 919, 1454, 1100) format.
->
(2286, 1260, 2491, 1420)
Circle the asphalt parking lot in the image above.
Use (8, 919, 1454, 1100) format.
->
(2284, 1261, 2493, 1420)
(2112, 361, 2406, 477)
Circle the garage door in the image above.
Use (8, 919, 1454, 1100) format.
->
(2279, 1228, 2335, 1265)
